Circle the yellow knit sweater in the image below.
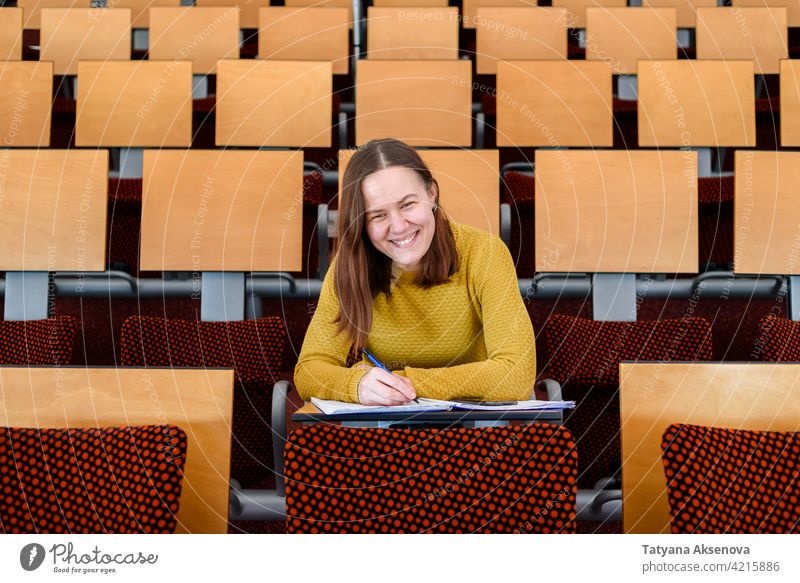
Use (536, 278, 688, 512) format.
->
(294, 222, 536, 403)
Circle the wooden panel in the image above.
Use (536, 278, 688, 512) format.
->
(149, 7, 240, 74)
(0, 61, 52, 147)
(284, 0, 352, 28)
(216, 59, 331, 147)
(338, 149, 500, 234)
(195, 0, 266, 28)
(585, 8, 677, 75)
(374, 0, 447, 5)
(475, 8, 568, 75)
(781, 59, 800, 146)
(696, 7, 787, 75)
(620, 362, 800, 534)
(140, 149, 304, 272)
(462, 0, 543, 29)
(18, 0, 86, 30)
(733, 150, 800, 274)
(355, 60, 472, 146)
(535, 150, 698, 273)
(76, 60, 192, 147)
(0, 367, 234, 534)
(0, 149, 107, 271)
(111, 0, 179, 28)
(638, 60, 755, 147)
(367, 7, 458, 60)
(41, 8, 131, 76)
(552, 0, 627, 28)
(496, 60, 613, 147)
(735, 0, 800, 27)
(642, 0, 716, 28)
(0, 8, 23, 60)
(258, 7, 349, 75)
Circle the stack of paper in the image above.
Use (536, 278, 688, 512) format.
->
(310, 397, 575, 416)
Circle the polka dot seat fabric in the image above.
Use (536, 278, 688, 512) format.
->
(757, 315, 800, 361)
(0, 425, 187, 533)
(544, 315, 713, 487)
(285, 424, 578, 534)
(0, 317, 76, 365)
(120, 316, 286, 490)
(661, 423, 800, 534)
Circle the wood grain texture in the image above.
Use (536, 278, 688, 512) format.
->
(258, 7, 349, 75)
(734, 0, 800, 27)
(355, 59, 472, 146)
(76, 60, 192, 147)
(496, 60, 613, 147)
(535, 149, 698, 273)
(781, 59, 800, 146)
(0, 367, 234, 534)
(140, 149, 304, 272)
(0, 61, 52, 147)
(18, 0, 87, 30)
(195, 0, 266, 28)
(475, 8, 568, 75)
(0, 7, 23, 60)
(338, 149, 500, 234)
(620, 362, 800, 533)
(696, 7, 787, 74)
(0, 149, 108, 271)
(149, 7, 240, 74)
(40, 8, 131, 76)
(552, 0, 627, 28)
(637, 60, 755, 147)
(585, 8, 677, 75)
(215, 59, 332, 147)
(109, 0, 179, 28)
(366, 7, 459, 60)
(642, 0, 716, 28)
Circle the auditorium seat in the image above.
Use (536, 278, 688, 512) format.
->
(0, 61, 53, 146)
(285, 424, 578, 533)
(366, 7, 458, 60)
(662, 423, 800, 533)
(698, 175, 735, 269)
(0, 425, 187, 534)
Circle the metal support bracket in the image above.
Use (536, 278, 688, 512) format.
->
(4, 272, 49, 321)
(201, 272, 245, 322)
(592, 273, 637, 322)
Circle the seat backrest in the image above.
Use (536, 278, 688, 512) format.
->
(149, 7, 240, 75)
(461, 0, 538, 29)
(0, 7, 22, 60)
(0, 425, 187, 533)
(0, 318, 76, 365)
(662, 423, 800, 533)
(40, 8, 131, 76)
(0, 61, 53, 146)
(285, 424, 578, 533)
(757, 315, 800, 361)
(258, 7, 349, 75)
(17, 0, 86, 30)
(366, 7, 458, 60)
(551, 0, 626, 28)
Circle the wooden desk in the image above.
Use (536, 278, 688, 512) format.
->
(140, 149, 304, 272)
(0, 7, 22, 60)
(0, 367, 234, 534)
(18, 0, 87, 30)
(0, 149, 107, 271)
(496, 60, 613, 147)
(284, 0, 353, 28)
(215, 59, 332, 147)
(734, 0, 800, 27)
(195, 0, 266, 29)
(781, 59, 800, 146)
(338, 149, 500, 235)
(552, 0, 627, 28)
(149, 7, 240, 75)
(696, 7, 787, 75)
(367, 7, 458, 60)
(637, 60, 755, 147)
(110, 0, 179, 28)
(733, 150, 800, 275)
(535, 149, 698, 273)
(40, 8, 131, 76)
(258, 7, 349, 75)
(463, 0, 551, 29)
(620, 362, 800, 534)
(0, 61, 52, 147)
(475, 8, 568, 75)
(355, 59, 472, 146)
(585, 8, 677, 75)
(642, 0, 716, 28)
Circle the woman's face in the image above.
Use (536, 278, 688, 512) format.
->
(361, 166, 437, 272)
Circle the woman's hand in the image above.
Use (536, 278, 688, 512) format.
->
(357, 368, 416, 406)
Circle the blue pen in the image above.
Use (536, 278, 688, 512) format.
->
(362, 349, 419, 403)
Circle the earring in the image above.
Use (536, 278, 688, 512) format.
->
(432, 203, 438, 213)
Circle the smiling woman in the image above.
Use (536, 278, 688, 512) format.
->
(294, 138, 536, 406)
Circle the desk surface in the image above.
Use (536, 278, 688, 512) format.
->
(293, 402, 564, 423)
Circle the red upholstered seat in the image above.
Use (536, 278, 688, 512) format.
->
(697, 175, 734, 267)
(285, 424, 578, 533)
(0, 425, 187, 533)
(757, 315, 800, 361)
(0, 317, 76, 365)
(543, 315, 713, 487)
(662, 423, 800, 534)
(119, 316, 285, 489)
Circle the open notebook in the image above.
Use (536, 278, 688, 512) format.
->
(310, 397, 575, 416)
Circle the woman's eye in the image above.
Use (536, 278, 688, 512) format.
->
(370, 214, 385, 221)
(402, 202, 415, 209)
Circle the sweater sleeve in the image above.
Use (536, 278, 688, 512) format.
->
(403, 236, 537, 401)
(293, 263, 367, 403)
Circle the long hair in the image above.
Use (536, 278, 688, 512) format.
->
(335, 138, 458, 350)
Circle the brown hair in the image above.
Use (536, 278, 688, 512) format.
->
(335, 138, 459, 350)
